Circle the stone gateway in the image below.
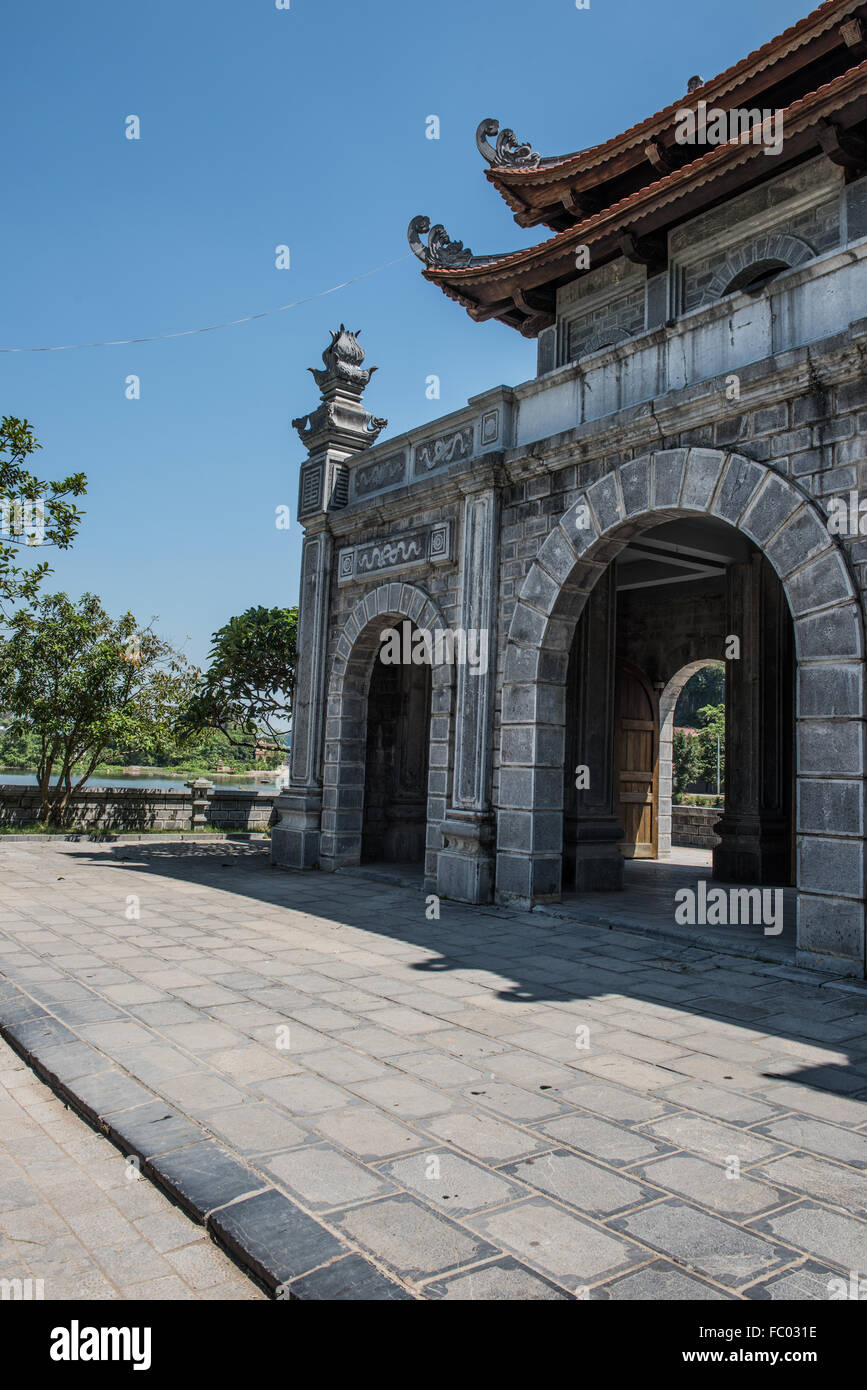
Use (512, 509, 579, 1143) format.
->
(273, 1, 867, 979)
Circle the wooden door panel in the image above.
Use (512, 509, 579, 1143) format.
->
(615, 664, 659, 859)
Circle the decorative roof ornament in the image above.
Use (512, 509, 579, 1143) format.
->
(309, 325, 377, 394)
(408, 215, 475, 269)
(475, 118, 541, 170)
(292, 326, 387, 451)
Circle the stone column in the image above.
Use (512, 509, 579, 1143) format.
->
(271, 527, 332, 869)
(713, 553, 792, 884)
(271, 327, 387, 872)
(564, 567, 624, 891)
(437, 480, 499, 903)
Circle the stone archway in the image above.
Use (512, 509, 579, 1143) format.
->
(319, 582, 454, 887)
(658, 659, 722, 858)
(496, 447, 866, 976)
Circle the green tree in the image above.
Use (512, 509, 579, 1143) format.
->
(0, 417, 86, 622)
(674, 663, 725, 726)
(0, 592, 195, 823)
(180, 605, 297, 749)
(695, 701, 725, 789)
(672, 729, 702, 798)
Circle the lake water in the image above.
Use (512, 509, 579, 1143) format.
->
(0, 772, 288, 792)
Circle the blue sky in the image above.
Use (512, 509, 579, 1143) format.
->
(3, 0, 808, 665)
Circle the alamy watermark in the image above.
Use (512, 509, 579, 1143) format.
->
(1, 1277, 44, 1300)
(674, 102, 784, 156)
(675, 881, 783, 935)
(0, 495, 45, 545)
(379, 620, 489, 676)
(826, 490, 867, 535)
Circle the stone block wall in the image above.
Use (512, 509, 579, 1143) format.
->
(0, 785, 276, 832)
(672, 805, 722, 850)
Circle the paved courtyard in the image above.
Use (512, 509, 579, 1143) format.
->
(0, 1034, 262, 1299)
(0, 838, 866, 1301)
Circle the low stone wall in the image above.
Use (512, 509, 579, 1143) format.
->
(672, 805, 721, 850)
(0, 784, 277, 833)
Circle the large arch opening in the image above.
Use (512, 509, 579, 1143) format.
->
(560, 514, 796, 924)
(499, 448, 864, 976)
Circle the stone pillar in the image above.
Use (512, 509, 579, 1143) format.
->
(185, 779, 214, 832)
(271, 528, 332, 869)
(437, 481, 499, 903)
(564, 567, 624, 891)
(271, 327, 387, 872)
(714, 553, 792, 884)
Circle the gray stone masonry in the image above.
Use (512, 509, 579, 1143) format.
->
(273, 166, 867, 980)
(0, 785, 276, 833)
(673, 806, 722, 851)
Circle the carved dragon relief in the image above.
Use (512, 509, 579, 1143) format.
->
(408, 215, 475, 269)
(407, 215, 507, 272)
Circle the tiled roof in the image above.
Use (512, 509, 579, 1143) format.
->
(489, 0, 865, 204)
(428, 57, 867, 298)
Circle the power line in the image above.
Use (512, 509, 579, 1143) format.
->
(0, 254, 414, 353)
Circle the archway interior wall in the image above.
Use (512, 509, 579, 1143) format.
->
(496, 447, 866, 975)
(320, 582, 455, 886)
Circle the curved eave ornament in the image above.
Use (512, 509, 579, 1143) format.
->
(476, 118, 541, 170)
(407, 216, 503, 271)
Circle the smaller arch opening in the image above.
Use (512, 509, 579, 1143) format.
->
(723, 257, 790, 297)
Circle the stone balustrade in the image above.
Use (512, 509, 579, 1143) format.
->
(0, 784, 277, 833)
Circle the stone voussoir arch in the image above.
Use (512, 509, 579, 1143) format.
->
(320, 580, 455, 878)
(701, 233, 815, 304)
(496, 447, 866, 973)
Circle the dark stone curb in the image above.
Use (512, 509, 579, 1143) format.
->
(0, 978, 416, 1301)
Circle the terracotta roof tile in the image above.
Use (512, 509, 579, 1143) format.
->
(428, 56, 867, 290)
(489, 0, 864, 195)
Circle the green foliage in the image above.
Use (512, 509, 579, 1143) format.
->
(672, 729, 702, 797)
(672, 702, 726, 797)
(695, 702, 725, 787)
(0, 417, 86, 622)
(674, 662, 725, 726)
(0, 592, 195, 822)
(180, 605, 297, 747)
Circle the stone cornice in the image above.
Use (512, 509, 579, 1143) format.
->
(297, 310, 866, 543)
(502, 325, 866, 482)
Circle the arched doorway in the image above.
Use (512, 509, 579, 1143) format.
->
(319, 583, 454, 889)
(362, 649, 431, 866)
(658, 659, 723, 859)
(499, 448, 865, 976)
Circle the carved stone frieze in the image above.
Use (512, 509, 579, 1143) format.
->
(337, 521, 452, 584)
(414, 426, 474, 475)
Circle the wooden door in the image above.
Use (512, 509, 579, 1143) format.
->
(614, 664, 659, 859)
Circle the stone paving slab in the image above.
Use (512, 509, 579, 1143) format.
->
(1, 839, 867, 1300)
(0, 1036, 262, 1300)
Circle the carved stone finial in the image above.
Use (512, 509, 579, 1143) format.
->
(475, 118, 541, 169)
(292, 326, 386, 450)
(408, 215, 475, 269)
(309, 325, 376, 394)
